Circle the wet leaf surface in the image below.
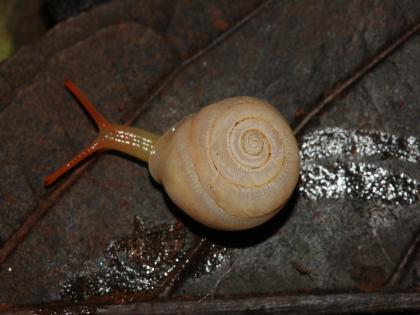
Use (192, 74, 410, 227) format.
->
(0, 0, 420, 312)
(60, 218, 192, 301)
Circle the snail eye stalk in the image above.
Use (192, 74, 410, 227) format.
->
(44, 80, 159, 187)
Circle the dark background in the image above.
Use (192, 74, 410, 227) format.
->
(0, 0, 420, 314)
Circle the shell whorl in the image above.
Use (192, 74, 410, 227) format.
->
(149, 97, 300, 230)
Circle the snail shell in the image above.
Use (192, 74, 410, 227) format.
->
(149, 97, 300, 230)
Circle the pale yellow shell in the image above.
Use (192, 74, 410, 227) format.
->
(149, 97, 300, 230)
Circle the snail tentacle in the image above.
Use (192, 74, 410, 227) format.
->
(44, 81, 159, 186)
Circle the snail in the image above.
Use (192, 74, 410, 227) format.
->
(45, 81, 300, 230)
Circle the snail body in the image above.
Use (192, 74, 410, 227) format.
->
(45, 81, 300, 230)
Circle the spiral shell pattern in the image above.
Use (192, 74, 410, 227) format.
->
(149, 97, 300, 230)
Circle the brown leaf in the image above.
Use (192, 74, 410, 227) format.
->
(0, 0, 420, 311)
